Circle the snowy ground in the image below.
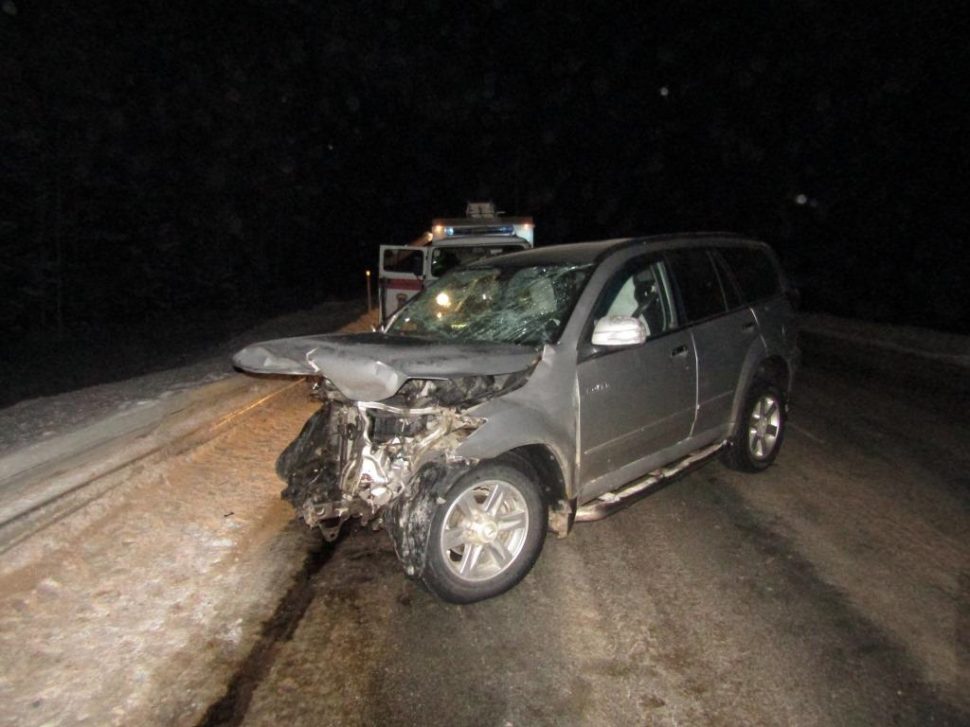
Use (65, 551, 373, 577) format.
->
(0, 300, 368, 459)
(0, 300, 372, 553)
(0, 304, 378, 726)
(800, 313, 970, 368)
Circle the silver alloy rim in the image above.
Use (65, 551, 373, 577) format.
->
(747, 393, 782, 460)
(439, 479, 530, 583)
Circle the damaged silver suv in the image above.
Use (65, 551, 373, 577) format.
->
(234, 234, 799, 603)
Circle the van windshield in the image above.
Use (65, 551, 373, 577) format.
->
(387, 264, 592, 346)
(430, 244, 527, 277)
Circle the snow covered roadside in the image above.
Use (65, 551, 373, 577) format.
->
(0, 301, 371, 549)
(0, 376, 298, 554)
(798, 312, 970, 402)
(800, 312, 970, 369)
(0, 305, 377, 727)
(0, 300, 370, 458)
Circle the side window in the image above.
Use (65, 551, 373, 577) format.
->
(719, 247, 780, 303)
(665, 248, 727, 323)
(382, 248, 425, 276)
(594, 258, 678, 338)
(712, 251, 742, 309)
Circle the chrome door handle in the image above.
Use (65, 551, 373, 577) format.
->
(670, 345, 688, 358)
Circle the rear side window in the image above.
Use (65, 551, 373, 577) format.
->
(665, 248, 727, 322)
(711, 252, 742, 310)
(719, 247, 780, 303)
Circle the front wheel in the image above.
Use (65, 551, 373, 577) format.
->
(722, 383, 786, 472)
(420, 462, 547, 603)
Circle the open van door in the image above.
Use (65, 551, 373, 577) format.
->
(378, 245, 427, 322)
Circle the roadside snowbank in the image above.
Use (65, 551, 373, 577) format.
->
(800, 313, 970, 368)
(0, 307, 378, 727)
(0, 300, 368, 459)
(0, 300, 373, 548)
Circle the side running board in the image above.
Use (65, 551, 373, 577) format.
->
(574, 441, 726, 522)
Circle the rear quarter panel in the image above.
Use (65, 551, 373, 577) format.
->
(728, 295, 798, 428)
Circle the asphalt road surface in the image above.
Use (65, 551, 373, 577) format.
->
(201, 340, 969, 727)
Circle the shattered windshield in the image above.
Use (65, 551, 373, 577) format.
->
(387, 264, 592, 345)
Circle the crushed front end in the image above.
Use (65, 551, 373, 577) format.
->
(275, 374, 525, 540)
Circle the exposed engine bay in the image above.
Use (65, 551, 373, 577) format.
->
(276, 372, 528, 541)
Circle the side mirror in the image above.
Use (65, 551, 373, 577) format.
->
(591, 316, 647, 347)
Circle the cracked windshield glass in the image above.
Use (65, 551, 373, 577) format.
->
(388, 264, 592, 345)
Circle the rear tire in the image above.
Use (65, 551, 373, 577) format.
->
(419, 462, 547, 604)
(722, 382, 786, 472)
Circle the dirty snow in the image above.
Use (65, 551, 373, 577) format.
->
(0, 306, 378, 726)
(0, 301, 369, 459)
(800, 312, 970, 367)
(0, 386, 321, 725)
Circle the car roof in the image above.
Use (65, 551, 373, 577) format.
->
(470, 232, 767, 267)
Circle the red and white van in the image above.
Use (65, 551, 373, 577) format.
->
(378, 203, 534, 322)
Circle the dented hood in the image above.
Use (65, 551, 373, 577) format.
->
(232, 333, 539, 401)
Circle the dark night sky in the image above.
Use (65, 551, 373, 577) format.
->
(1, 0, 967, 342)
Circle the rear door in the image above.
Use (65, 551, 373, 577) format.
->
(717, 244, 793, 358)
(379, 246, 427, 321)
(665, 247, 758, 438)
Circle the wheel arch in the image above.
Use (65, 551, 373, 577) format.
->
(386, 442, 573, 580)
(496, 444, 574, 537)
(753, 354, 791, 395)
(730, 353, 792, 430)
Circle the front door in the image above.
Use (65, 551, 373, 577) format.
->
(577, 256, 696, 495)
(378, 245, 427, 322)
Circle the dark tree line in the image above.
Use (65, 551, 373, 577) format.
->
(2, 1, 966, 343)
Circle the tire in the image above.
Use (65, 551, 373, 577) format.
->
(419, 461, 547, 604)
(722, 382, 786, 472)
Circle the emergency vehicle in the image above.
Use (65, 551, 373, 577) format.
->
(378, 202, 534, 322)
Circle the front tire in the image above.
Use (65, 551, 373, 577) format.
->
(420, 462, 547, 604)
(722, 382, 786, 472)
